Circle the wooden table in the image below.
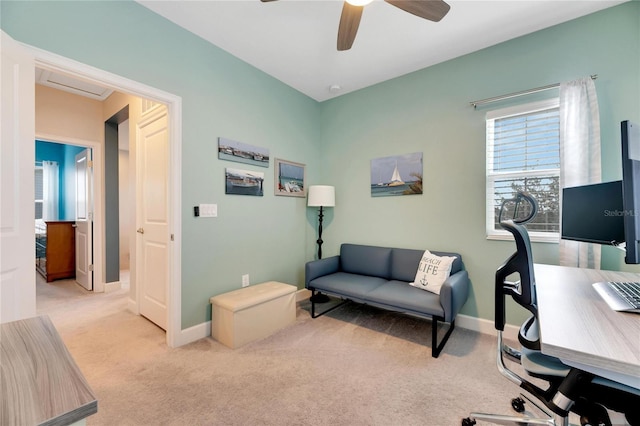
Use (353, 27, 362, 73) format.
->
(0, 316, 97, 425)
(534, 264, 640, 389)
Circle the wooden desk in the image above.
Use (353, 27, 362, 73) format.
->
(534, 264, 640, 389)
(0, 316, 97, 425)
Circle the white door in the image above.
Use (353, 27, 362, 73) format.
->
(0, 31, 36, 322)
(137, 105, 169, 330)
(75, 149, 93, 291)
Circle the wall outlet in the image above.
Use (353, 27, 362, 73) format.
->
(242, 274, 250, 287)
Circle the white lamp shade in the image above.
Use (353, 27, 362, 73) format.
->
(346, 0, 374, 5)
(307, 185, 335, 207)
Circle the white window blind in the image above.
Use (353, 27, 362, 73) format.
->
(486, 99, 560, 242)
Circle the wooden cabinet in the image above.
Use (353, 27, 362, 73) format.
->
(36, 221, 76, 282)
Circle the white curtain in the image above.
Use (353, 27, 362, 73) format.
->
(559, 77, 601, 268)
(43, 161, 59, 221)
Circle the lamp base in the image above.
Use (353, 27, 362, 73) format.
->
(309, 292, 330, 304)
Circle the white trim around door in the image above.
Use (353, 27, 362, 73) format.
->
(35, 134, 104, 294)
(24, 43, 183, 348)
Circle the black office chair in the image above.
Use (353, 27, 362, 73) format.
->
(463, 193, 640, 426)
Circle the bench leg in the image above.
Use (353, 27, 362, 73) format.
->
(432, 318, 455, 358)
(310, 290, 348, 319)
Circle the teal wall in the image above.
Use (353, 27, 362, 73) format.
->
(35, 140, 84, 220)
(318, 2, 640, 324)
(3, 1, 639, 328)
(2, 1, 322, 329)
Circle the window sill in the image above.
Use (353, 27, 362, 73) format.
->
(487, 233, 559, 244)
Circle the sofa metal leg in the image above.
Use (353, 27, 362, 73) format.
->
(310, 290, 348, 319)
(309, 292, 330, 304)
(432, 318, 455, 358)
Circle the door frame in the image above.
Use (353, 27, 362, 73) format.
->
(36, 137, 102, 293)
(26, 43, 183, 348)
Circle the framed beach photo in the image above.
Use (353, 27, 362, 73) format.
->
(225, 168, 264, 196)
(274, 158, 306, 197)
(370, 152, 423, 197)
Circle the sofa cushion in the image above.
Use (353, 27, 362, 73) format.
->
(340, 244, 392, 279)
(390, 248, 462, 282)
(309, 272, 387, 300)
(389, 248, 423, 282)
(365, 280, 445, 318)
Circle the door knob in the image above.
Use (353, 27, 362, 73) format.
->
(137, 228, 144, 234)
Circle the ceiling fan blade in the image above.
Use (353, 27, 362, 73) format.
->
(260, 0, 279, 2)
(384, 0, 450, 22)
(337, 2, 364, 51)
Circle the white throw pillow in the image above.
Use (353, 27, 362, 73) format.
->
(410, 250, 456, 294)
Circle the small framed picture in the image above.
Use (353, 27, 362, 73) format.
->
(218, 137, 269, 168)
(370, 152, 423, 197)
(274, 158, 306, 197)
(225, 168, 264, 196)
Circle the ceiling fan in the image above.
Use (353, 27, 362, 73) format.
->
(261, 0, 451, 51)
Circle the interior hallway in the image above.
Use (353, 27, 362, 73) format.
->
(36, 271, 134, 331)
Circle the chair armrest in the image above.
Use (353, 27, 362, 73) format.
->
(305, 256, 340, 288)
(438, 270, 470, 323)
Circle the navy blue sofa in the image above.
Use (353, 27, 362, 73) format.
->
(305, 243, 470, 357)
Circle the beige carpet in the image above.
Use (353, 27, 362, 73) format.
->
(36, 276, 609, 426)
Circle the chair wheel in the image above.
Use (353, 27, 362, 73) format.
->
(580, 418, 611, 426)
(580, 402, 611, 426)
(511, 397, 525, 413)
(462, 418, 476, 426)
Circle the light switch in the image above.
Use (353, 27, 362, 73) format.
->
(199, 203, 217, 218)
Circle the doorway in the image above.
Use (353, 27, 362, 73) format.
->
(34, 136, 134, 294)
(34, 140, 95, 290)
(34, 83, 166, 327)
(29, 47, 183, 347)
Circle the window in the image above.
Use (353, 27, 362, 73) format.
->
(486, 99, 560, 242)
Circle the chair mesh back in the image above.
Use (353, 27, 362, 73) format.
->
(495, 220, 537, 331)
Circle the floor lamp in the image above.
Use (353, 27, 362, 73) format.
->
(307, 185, 335, 303)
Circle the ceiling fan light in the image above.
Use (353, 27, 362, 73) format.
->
(346, 0, 374, 6)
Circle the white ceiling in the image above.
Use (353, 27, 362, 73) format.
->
(137, 0, 627, 102)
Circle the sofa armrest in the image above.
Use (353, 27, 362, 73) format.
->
(305, 256, 340, 288)
(438, 270, 470, 323)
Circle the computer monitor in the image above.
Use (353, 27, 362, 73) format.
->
(621, 120, 640, 264)
(561, 180, 625, 246)
(560, 121, 640, 265)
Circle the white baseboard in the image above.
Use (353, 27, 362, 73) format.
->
(294, 289, 518, 339)
(171, 296, 519, 348)
(104, 281, 121, 293)
(456, 314, 520, 342)
(127, 298, 138, 315)
(175, 321, 211, 347)
(296, 288, 311, 303)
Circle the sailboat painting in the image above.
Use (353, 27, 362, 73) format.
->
(370, 152, 423, 197)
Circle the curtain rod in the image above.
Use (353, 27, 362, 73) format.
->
(469, 74, 598, 109)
